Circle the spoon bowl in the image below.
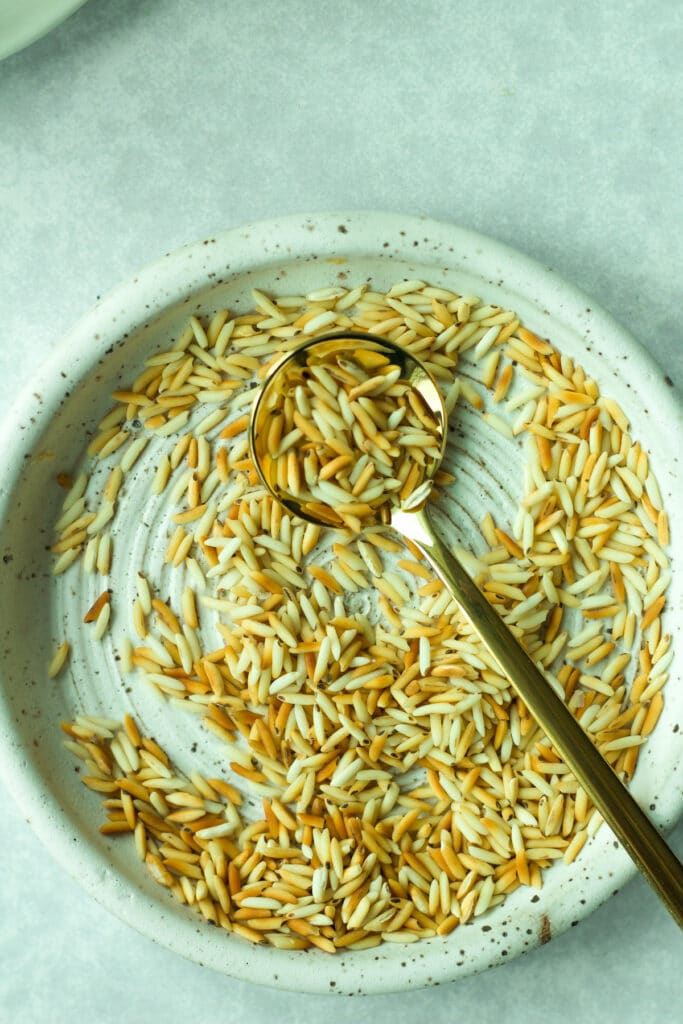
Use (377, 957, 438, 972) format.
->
(249, 332, 447, 528)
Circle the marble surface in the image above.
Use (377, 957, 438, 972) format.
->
(1, 0, 681, 1020)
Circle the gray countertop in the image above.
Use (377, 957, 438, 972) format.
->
(1, 1, 681, 1020)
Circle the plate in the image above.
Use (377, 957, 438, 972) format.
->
(0, 0, 88, 61)
(0, 212, 681, 994)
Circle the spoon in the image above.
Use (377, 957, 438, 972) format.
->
(248, 330, 683, 927)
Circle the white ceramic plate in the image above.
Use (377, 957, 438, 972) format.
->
(0, 213, 681, 995)
(0, 0, 88, 61)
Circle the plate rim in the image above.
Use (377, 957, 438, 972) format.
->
(0, 0, 89, 61)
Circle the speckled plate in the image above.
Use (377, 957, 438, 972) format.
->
(0, 213, 680, 995)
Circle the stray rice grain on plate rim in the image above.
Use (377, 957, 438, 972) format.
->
(52, 279, 672, 952)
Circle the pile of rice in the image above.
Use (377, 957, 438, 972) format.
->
(52, 280, 672, 952)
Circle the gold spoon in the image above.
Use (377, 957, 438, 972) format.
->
(248, 330, 683, 927)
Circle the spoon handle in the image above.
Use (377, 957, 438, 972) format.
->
(392, 505, 683, 928)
